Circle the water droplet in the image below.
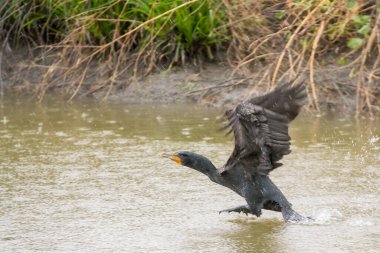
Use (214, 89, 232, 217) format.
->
(369, 135, 379, 145)
(55, 131, 67, 137)
(181, 128, 191, 136)
(81, 112, 89, 119)
(1, 116, 9, 125)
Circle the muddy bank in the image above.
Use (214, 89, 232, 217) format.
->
(0, 48, 375, 114)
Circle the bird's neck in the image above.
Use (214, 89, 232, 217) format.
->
(191, 154, 218, 177)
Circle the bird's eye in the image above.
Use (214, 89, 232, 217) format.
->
(181, 153, 188, 157)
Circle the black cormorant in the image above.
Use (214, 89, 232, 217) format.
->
(163, 83, 309, 222)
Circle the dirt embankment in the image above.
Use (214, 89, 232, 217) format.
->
(0, 48, 377, 116)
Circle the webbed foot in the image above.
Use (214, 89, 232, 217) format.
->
(282, 207, 313, 223)
(219, 205, 251, 215)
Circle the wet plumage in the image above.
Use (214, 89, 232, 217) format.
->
(222, 83, 306, 175)
(163, 83, 309, 222)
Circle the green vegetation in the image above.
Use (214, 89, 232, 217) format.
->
(1, 0, 227, 62)
(1, 0, 379, 115)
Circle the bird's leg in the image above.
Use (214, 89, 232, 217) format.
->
(263, 200, 282, 212)
(219, 205, 252, 215)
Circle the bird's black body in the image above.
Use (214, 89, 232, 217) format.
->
(164, 83, 308, 222)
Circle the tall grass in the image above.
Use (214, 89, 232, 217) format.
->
(1, 0, 227, 60)
(226, 0, 380, 116)
(0, 0, 379, 115)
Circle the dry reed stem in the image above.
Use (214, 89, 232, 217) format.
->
(68, 56, 92, 101)
(133, 11, 174, 77)
(355, 10, 380, 118)
(271, 0, 327, 88)
(104, 44, 127, 101)
(230, 27, 291, 77)
(309, 20, 325, 111)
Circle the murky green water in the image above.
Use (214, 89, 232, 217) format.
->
(1, 97, 379, 252)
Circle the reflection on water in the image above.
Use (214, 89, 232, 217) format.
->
(221, 219, 285, 253)
(0, 96, 379, 252)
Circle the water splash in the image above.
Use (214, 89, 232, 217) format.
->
(309, 209, 343, 225)
(346, 217, 374, 227)
(369, 135, 379, 145)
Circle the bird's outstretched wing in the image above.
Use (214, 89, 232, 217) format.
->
(223, 83, 307, 175)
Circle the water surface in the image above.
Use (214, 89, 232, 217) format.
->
(1, 97, 379, 252)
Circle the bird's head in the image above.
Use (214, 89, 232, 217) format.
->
(162, 151, 216, 175)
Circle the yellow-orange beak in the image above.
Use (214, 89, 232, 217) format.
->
(162, 153, 182, 165)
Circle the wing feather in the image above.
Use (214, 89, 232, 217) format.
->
(223, 83, 306, 175)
